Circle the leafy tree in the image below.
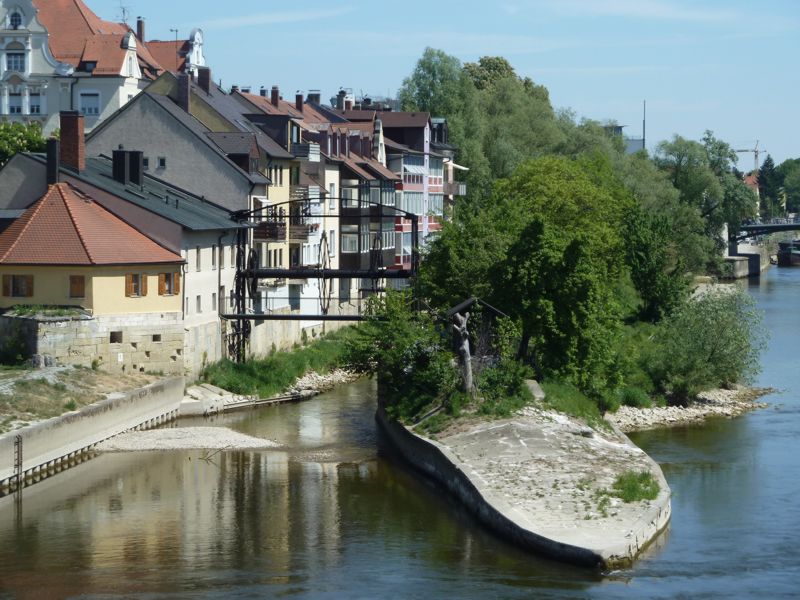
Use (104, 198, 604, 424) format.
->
(648, 289, 766, 404)
(463, 56, 517, 90)
(398, 47, 469, 118)
(655, 135, 721, 212)
(782, 162, 800, 213)
(758, 155, 781, 217)
(0, 122, 47, 166)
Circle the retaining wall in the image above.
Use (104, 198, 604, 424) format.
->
(0, 376, 184, 495)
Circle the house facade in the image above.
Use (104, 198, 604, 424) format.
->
(0, 0, 165, 134)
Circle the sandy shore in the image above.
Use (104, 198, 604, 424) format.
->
(606, 386, 772, 433)
(96, 427, 279, 452)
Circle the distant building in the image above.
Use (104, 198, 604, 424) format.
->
(603, 123, 645, 155)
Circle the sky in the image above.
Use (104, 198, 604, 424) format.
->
(92, 0, 799, 166)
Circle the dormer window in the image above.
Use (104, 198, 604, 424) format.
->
(84, 61, 97, 73)
(10, 12, 22, 30)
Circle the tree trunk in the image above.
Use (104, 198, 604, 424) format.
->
(453, 312, 474, 394)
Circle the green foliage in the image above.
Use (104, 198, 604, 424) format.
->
(476, 358, 533, 417)
(11, 305, 82, 317)
(344, 291, 460, 423)
(463, 56, 517, 90)
(647, 289, 767, 404)
(610, 471, 660, 503)
(617, 386, 653, 409)
(0, 321, 28, 365)
(540, 380, 606, 429)
(0, 122, 47, 166)
(202, 328, 357, 398)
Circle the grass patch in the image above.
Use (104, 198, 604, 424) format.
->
(10, 305, 83, 318)
(609, 470, 660, 503)
(201, 327, 358, 398)
(540, 380, 607, 430)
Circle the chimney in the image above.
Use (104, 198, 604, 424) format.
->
(197, 66, 211, 94)
(271, 85, 279, 107)
(59, 111, 85, 173)
(46, 138, 59, 185)
(260, 86, 267, 97)
(128, 151, 144, 186)
(307, 89, 321, 104)
(113, 146, 130, 185)
(336, 89, 346, 109)
(177, 72, 190, 112)
(231, 85, 239, 93)
(295, 93, 303, 113)
(241, 86, 251, 94)
(136, 17, 145, 42)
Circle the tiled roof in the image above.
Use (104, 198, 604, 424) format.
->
(31, 0, 162, 77)
(378, 112, 431, 128)
(238, 92, 333, 127)
(146, 40, 189, 73)
(0, 183, 182, 265)
(206, 132, 257, 156)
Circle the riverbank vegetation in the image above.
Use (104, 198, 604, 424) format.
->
(345, 50, 768, 428)
(201, 327, 358, 398)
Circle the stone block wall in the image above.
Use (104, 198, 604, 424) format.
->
(0, 313, 185, 375)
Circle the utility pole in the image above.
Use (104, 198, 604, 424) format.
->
(169, 28, 179, 72)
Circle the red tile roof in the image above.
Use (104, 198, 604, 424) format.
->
(0, 183, 182, 266)
(31, 0, 162, 77)
(238, 92, 332, 126)
(147, 40, 189, 73)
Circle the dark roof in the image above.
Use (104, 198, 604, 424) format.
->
(25, 154, 238, 232)
(206, 132, 257, 156)
(192, 84, 294, 159)
(378, 112, 431, 128)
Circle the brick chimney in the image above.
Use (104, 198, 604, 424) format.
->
(59, 111, 85, 173)
(295, 93, 303, 113)
(197, 66, 211, 94)
(136, 17, 145, 42)
(260, 86, 267, 97)
(177, 72, 190, 112)
(271, 85, 279, 107)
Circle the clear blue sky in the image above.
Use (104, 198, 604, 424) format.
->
(93, 0, 799, 166)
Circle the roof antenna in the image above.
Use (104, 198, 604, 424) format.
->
(118, 2, 131, 24)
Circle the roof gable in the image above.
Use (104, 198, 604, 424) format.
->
(0, 183, 182, 265)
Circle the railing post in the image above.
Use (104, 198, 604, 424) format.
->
(13, 435, 22, 492)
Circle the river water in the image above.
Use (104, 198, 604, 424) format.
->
(1, 269, 799, 599)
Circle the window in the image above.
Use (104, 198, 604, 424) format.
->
(2, 274, 33, 297)
(158, 157, 166, 169)
(29, 94, 40, 114)
(10, 12, 22, 29)
(219, 245, 225, 269)
(211, 244, 217, 270)
(341, 224, 358, 253)
(329, 230, 336, 256)
(339, 278, 351, 302)
(290, 167, 300, 186)
(8, 95, 21, 114)
(142, 157, 149, 170)
(195, 246, 201, 271)
(125, 273, 147, 297)
(230, 244, 235, 267)
(69, 275, 85, 298)
(278, 167, 284, 186)
(212, 292, 217, 312)
(329, 183, 336, 210)
(110, 331, 123, 344)
(6, 53, 24, 72)
(158, 272, 181, 296)
(79, 92, 100, 116)
(152, 334, 162, 342)
(196, 295, 202, 313)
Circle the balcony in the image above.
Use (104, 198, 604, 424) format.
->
(253, 221, 287, 242)
(292, 143, 321, 162)
(444, 181, 467, 196)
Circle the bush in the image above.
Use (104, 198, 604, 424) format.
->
(477, 358, 533, 417)
(647, 289, 767, 404)
(617, 386, 652, 408)
(0, 321, 28, 365)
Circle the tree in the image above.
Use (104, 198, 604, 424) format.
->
(398, 47, 468, 117)
(782, 163, 800, 213)
(758, 155, 781, 216)
(463, 56, 517, 90)
(0, 122, 47, 166)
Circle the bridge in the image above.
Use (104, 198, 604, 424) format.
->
(730, 217, 800, 243)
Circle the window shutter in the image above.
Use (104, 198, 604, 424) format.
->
(174, 271, 181, 295)
(158, 273, 166, 296)
(141, 274, 148, 296)
(125, 274, 133, 297)
(25, 275, 33, 297)
(2, 275, 10, 297)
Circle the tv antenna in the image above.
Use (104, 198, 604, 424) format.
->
(118, 2, 132, 24)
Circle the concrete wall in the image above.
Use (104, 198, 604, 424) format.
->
(0, 312, 184, 374)
(0, 376, 184, 494)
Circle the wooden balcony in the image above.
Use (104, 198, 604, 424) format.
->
(253, 221, 287, 242)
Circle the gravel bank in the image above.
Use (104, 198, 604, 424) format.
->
(607, 387, 771, 433)
(285, 369, 361, 396)
(96, 427, 279, 452)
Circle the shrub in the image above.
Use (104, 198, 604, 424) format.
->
(477, 358, 533, 417)
(618, 386, 652, 408)
(610, 471, 660, 502)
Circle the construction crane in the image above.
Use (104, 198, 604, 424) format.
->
(735, 140, 767, 174)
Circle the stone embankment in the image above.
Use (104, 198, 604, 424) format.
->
(377, 396, 671, 569)
(607, 387, 771, 433)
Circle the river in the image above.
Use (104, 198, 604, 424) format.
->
(1, 268, 799, 599)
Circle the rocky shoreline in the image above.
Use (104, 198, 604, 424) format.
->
(285, 369, 361, 397)
(606, 386, 772, 433)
